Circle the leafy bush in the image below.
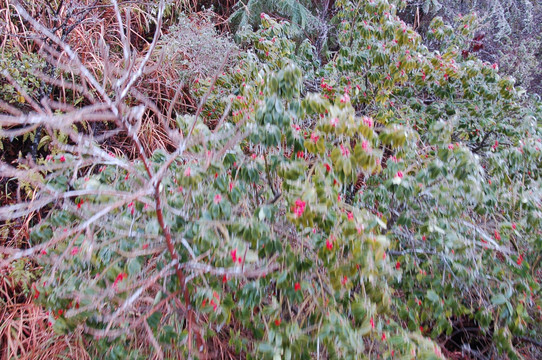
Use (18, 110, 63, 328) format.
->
(1, 0, 541, 359)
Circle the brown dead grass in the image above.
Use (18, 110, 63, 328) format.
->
(0, 269, 90, 360)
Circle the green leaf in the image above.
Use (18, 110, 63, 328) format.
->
(491, 294, 507, 306)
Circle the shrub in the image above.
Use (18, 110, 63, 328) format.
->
(1, 0, 541, 359)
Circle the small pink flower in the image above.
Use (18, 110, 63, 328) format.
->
(229, 182, 234, 192)
(396, 171, 404, 178)
(512, 223, 516, 230)
(293, 199, 306, 217)
(494, 230, 501, 241)
(341, 275, 348, 285)
(326, 238, 333, 250)
(340, 93, 350, 103)
(231, 249, 237, 262)
(71, 247, 79, 256)
(340, 144, 350, 157)
(59, 156, 66, 162)
(260, 12, 265, 19)
(361, 140, 370, 151)
(448, 144, 454, 150)
(310, 133, 319, 143)
(184, 167, 191, 177)
(347, 212, 354, 221)
(214, 194, 222, 204)
(370, 317, 374, 328)
(330, 117, 339, 127)
(362, 116, 373, 128)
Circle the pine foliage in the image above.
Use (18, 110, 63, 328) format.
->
(229, 0, 320, 38)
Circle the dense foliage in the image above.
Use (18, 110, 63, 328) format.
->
(1, 0, 541, 359)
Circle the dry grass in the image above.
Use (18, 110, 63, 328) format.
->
(0, 267, 90, 360)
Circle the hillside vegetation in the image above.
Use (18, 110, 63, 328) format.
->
(0, 1, 541, 359)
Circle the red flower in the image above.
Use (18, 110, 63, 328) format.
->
(222, 275, 228, 283)
(326, 238, 333, 250)
(341, 275, 348, 286)
(59, 156, 65, 162)
(294, 282, 301, 292)
(113, 272, 127, 287)
(293, 199, 306, 218)
(32, 283, 40, 299)
(420, 326, 424, 332)
(347, 212, 354, 221)
(422, 235, 426, 241)
(512, 223, 517, 230)
(310, 133, 319, 143)
(395, 261, 401, 270)
(382, 333, 386, 341)
(274, 319, 281, 326)
(396, 171, 404, 179)
(370, 317, 374, 328)
(494, 230, 501, 241)
(324, 163, 331, 172)
(71, 247, 79, 256)
(231, 249, 237, 262)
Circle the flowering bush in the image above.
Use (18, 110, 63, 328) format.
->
(1, 0, 541, 359)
